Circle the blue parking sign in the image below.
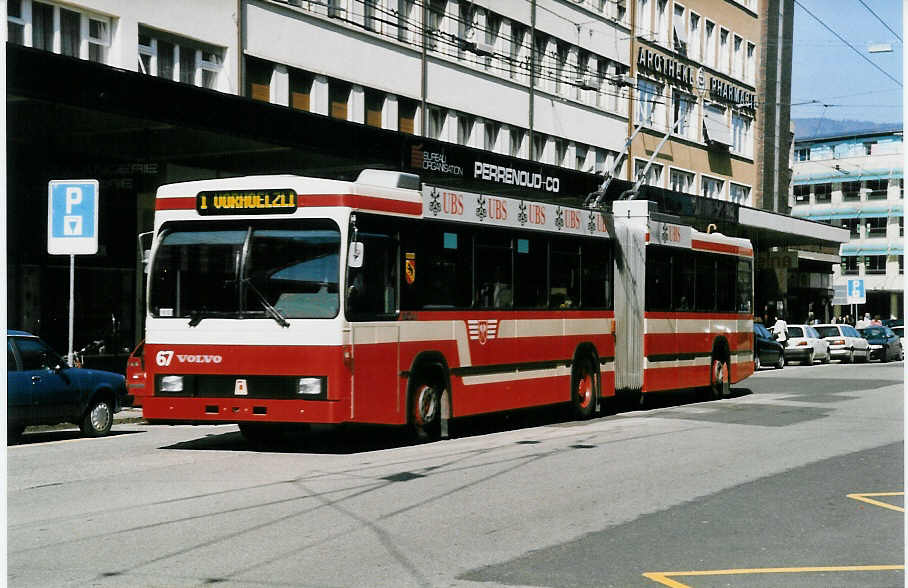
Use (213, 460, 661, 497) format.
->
(846, 278, 866, 304)
(48, 180, 99, 254)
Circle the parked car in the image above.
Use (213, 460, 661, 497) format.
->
(859, 326, 903, 362)
(782, 324, 831, 365)
(891, 326, 905, 359)
(813, 324, 871, 363)
(125, 340, 147, 407)
(754, 323, 784, 370)
(7, 330, 128, 442)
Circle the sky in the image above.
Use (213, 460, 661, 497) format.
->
(789, 0, 903, 126)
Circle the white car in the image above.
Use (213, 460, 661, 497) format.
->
(782, 324, 830, 365)
(813, 324, 871, 363)
(889, 326, 904, 360)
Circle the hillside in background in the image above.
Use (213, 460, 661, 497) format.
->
(792, 118, 901, 139)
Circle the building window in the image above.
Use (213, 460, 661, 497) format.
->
(899, 217, 905, 237)
(635, 160, 663, 187)
(510, 23, 528, 81)
(733, 35, 744, 79)
(900, 255, 904, 275)
(863, 141, 876, 155)
(745, 42, 756, 84)
(484, 120, 501, 152)
(9, 1, 112, 64)
(636, 78, 664, 130)
(637, 0, 652, 40)
(457, 114, 474, 146)
(688, 12, 700, 60)
(814, 183, 831, 203)
(510, 128, 526, 158)
(427, 106, 446, 139)
(655, 0, 670, 46)
(140, 27, 224, 90)
(398, 0, 415, 43)
(841, 218, 861, 238)
(398, 97, 417, 134)
(865, 217, 887, 238)
(793, 185, 810, 204)
(364, 89, 384, 128)
(701, 176, 724, 199)
(704, 20, 716, 66)
(672, 91, 696, 140)
(731, 113, 753, 157)
(865, 255, 886, 275)
(672, 4, 687, 55)
(702, 103, 732, 148)
(670, 168, 694, 193)
(329, 81, 351, 120)
(730, 183, 750, 204)
(425, 0, 445, 51)
(718, 28, 730, 73)
(866, 179, 888, 200)
(245, 57, 272, 102)
(290, 70, 313, 111)
(575, 144, 589, 171)
(842, 256, 858, 275)
(794, 147, 810, 161)
(843, 181, 861, 201)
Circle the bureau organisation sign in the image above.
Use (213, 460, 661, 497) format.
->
(422, 186, 610, 238)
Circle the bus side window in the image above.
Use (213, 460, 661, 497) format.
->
(550, 240, 580, 309)
(346, 228, 398, 320)
(645, 246, 671, 311)
(694, 254, 716, 312)
(736, 259, 752, 313)
(673, 250, 695, 311)
(514, 236, 547, 308)
(475, 231, 512, 309)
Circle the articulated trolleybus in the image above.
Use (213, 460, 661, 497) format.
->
(141, 170, 754, 440)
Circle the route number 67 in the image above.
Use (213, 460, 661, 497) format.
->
(156, 350, 174, 367)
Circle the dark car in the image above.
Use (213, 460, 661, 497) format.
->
(859, 326, 903, 362)
(7, 330, 128, 442)
(754, 323, 784, 370)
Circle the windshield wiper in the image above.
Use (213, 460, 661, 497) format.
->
(188, 310, 238, 327)
(242, 278, 290, 328)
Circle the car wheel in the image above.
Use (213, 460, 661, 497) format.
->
(80, 398, 113, 437)
(754, 355, 761, 370)
(804, 350, 814, 366)
(775, 353, 785, 369)
(881, 346, 889, 363)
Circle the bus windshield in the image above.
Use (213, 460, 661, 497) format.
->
(149, 220, 341, 321)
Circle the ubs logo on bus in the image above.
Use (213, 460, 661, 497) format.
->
(467, 320, 499, 345)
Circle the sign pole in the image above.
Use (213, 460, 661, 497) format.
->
(69, 254, 75, 366)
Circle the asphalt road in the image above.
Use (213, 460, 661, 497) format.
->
(7, 360, 904, 587)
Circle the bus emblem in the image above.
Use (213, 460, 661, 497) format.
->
(468, 320, 498, 345)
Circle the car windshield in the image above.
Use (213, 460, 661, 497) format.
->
(859, 327, 885, 338)
(787, 326, 804, 337)
(893, 327, 903, 337)
(149, 220, 341, 320)
(814, 326, 840, 338)
(754, 324, 770, 337)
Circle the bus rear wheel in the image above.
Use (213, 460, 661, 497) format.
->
(709, 356, 730, 399)
(571, 356, 598, 420)
(409, 375, 444, 441)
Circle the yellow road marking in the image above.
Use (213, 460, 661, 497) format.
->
(847, 492, 905, 513)
(643, 565, 905, 588)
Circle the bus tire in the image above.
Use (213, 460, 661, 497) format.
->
(571, 356, 598, 420)
(409, 372, 444, 441)
(709, 356, 730, 399)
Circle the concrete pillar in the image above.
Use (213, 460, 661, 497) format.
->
(383, 95, 399, 131)
(311, 75, 329, 116)
(270, 65, 289, 106)
(349, 85, 364, 123)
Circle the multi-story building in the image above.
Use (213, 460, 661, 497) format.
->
(790, 129, 904, 321)
(6, 0, 844, 353)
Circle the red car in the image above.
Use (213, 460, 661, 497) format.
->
(126, 341, 148, 407)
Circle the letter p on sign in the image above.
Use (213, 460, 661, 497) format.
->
(48, 180, 99, 255)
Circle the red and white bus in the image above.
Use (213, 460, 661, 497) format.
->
(141, 170, 753, 440)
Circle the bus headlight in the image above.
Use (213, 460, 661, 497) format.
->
(160, 375, 184, 392)
(298, 377, 323, 396)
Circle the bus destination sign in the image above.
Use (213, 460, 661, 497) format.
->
(196, 190, 297, 215)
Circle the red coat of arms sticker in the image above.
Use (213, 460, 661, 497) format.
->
(467, 319, 499, 345)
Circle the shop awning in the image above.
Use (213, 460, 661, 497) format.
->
(840, 243, 904, 256)
(702, 107, 732, 147)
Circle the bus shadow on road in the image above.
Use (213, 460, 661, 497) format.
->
(12, 429, 142, 446)
(159, 390, 754, 454)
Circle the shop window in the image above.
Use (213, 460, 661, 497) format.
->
(814, 183, 831, 203)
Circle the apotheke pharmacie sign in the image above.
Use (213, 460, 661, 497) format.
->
(636, 47, 755, 110)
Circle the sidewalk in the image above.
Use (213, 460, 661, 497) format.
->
(116, 407, 145, 423)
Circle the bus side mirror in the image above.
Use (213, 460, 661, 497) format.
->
(348, 242, 364, 268)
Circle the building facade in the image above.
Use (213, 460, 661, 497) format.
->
(790, 130, 904, 321)
(6, 0, 844, 356)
